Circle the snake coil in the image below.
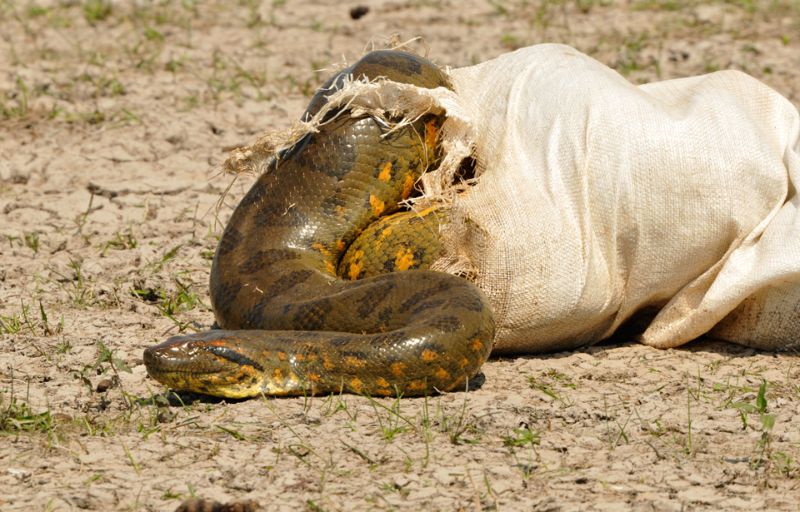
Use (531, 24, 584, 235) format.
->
(143, 50, 495, 398)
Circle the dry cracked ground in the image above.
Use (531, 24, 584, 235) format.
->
(1, 1, 800, 511)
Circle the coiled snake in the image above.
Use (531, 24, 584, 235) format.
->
(143, 50, 495, 398)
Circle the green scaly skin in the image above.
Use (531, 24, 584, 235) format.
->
(143, 50, 495, 398)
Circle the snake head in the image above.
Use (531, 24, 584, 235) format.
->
(143, 331, 267, 399)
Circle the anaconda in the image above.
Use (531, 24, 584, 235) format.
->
(143, 50, 495, 398)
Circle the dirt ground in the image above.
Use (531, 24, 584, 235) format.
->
(2, 1, 800, 510)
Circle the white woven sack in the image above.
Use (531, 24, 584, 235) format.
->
(227, 44, 800, 354)
(422, 44, 800, 353)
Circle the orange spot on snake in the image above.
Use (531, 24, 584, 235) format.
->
(407, 380, 426, 392)
(378, 161, 393, 182)
(435, 367, 450, 381)
(308, 373, 321, 383)
(459, 357, 470, 369)
(379, 227, 393, 240)
(394, 247, 416, 271)
(349, 377, 364, 393)
(470, 338, 483, 352)
(402, 174, 415, 199)
(425, 118, 438, 151)
(277, 351, 287, 361)
(348, 249, 364, 281)
(390, 362, 406, 377)
(369, 194, 385, 216)
(312, 243, 336, 274)
(311, 242, 329, 256)
(272, 368, 284, 381)
(294, 354, 305, 362)
(336, 239, 346, 252)
(323, 357, 334, 370)
(420, 349, 438, 362)
(236, 368, 257, 385)
(376, 377, 390, 389)
(345, 356, 366, 369)
(348, 263, 362, 280)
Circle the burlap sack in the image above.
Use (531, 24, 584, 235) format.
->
(227, 44, 800, 354)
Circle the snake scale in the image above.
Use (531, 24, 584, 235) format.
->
(143, 50, 496, 398)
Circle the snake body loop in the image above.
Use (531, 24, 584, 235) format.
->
(143, 51, 495, 398)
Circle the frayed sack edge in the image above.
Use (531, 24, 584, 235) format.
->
(222, 76, 476, 190)
(220, 75, 486, 280)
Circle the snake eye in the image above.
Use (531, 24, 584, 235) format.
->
(203, 345, 265, 372)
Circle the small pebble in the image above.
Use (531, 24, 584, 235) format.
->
(8, 468, 31, 481)
(95, 378, 114, 393)
(157, 409, 177, 423)
(349, 6, 369, 20)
